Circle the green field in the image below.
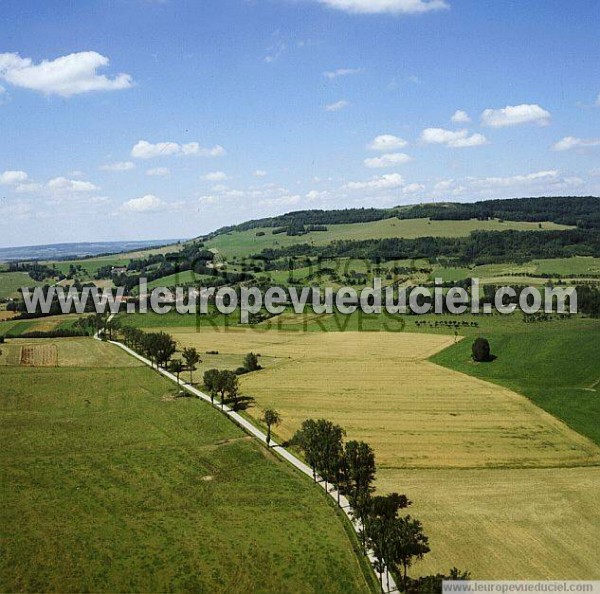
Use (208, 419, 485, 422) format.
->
(0, 271, 43, 299)
(205, 218, 572, 259)
(431, 318, 600, 447)
(0, 338, 375, 593)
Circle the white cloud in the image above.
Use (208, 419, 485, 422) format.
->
(15, 182, 42, 194)
(0, 51, 133, 97)
(429, 170, 585, 200)
(552, 136, 600, 151)
(131, 140, 226, 159)
(469, 170, 560, 189)
(325, 100, 350, 112)
(481, 104, 551, 128)
(100, 161, 135, 172)
(253, 170, 268, 178)
(146, 167, 170, 177)
(0, 170, 29, 185)
(203, 171, 228, 181)
(345, 173, 405, 190)
(313, 0, 450, 15)
(367, 134, 408, 151)
(451, 110, 471, 124)
(403, 183, 424, 194)
(259, 194, 301, 208)
(121, 194, 164, 213)
(323, 68, 362, 79)
(364, 152, 413, 168)
(47, 177, 99, 192)
(421, 127, 488, 148)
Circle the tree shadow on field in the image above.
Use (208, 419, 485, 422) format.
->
(228, 395, 256, 411)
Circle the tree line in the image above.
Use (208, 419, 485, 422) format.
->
(291, 418, 469, 593)
(255, 228, 600, 266)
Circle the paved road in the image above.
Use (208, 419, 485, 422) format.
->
(98, 333, 398, 593)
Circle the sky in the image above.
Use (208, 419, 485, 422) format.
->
(0, 0, 599, 247)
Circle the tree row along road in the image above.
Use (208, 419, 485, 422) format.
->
(95, 331, 398, 594)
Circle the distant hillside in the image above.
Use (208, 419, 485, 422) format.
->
(205, 196, 600, 239)
(0, 239, 184, 262)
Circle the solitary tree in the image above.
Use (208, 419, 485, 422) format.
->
(203, 368, 220, 404)
(243, 352, 261, 372)
(472, 337, 492, 362)
(154, 332, 177, 368)
(169, 359, 184, 384)
(389, 515, 431, 592)
(223, 372, 240, 410)
(182, 347, 201, 384)
(262, 409, 281, 446)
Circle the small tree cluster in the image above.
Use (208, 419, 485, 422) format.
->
(203, 369, 240, 409)
(121, 326, 176, 369)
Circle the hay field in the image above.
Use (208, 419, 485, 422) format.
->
(379, 467, 600, 580)
(168, 328, 600, 579)
(170, 329, 600, 470)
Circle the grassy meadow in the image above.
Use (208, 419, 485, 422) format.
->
(431, 318, 600, 447)
(0, 271, 43, 299)
(0, 338, 375, 593)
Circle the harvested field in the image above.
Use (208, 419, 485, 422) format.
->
(169, 329, 600, 470)
(19, 344, 58, 367)
(167, 327, 600, 580)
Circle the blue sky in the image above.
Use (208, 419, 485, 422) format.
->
(1, 0, 599, 246)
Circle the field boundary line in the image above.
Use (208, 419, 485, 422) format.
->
(96, 332, 397, 593)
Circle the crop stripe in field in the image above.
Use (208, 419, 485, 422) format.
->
(96, 332, 398, 593)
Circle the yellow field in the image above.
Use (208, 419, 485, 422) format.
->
(167, 327, 600, 579)
(170, 329, 599, 469)
(387, 467, 600, 580)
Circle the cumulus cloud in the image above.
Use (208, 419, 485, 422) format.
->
(345, 173, 405, 190)
(313, 0, 450, 15)
(259, 194, 301, 208)
(121, 194, 164, 213)
(0, 51, 133, 97)
(325, 100, 350, 112)
(0, 170, 29, 185)
(403, 182, 425, 194)
(131, 140, 226, 159)
(481, 104, 551, 128)
(364, 152, 413, 168)
(99, 161, 135, 172)
(430, 170, 584, 200)
(47, 177, 99, 192)
(421, 128, 488, 148)
(202, 171, 228, 181)
(323, 68, 362, 79)
(552, 136, 600, 151)
(451, 110, 470, 124)
(146, 167, 170, 177)
(367, 134, 408, 151)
